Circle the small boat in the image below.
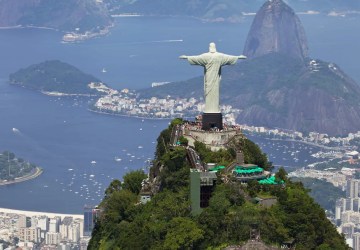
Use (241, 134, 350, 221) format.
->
(12, 128, 20, 133)
(91, 161, 96, 164)
(102, 68, 107, 73)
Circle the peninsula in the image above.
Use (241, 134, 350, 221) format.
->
(0, 151, 43, 186)
(9, 60, 105, 96)
(0, 0, 113, 42)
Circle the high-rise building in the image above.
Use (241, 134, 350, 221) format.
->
(341, 222, 355, 238)
(74, 218, 84, 238)
(60, 217, 73, 240)
(45, 232, 61, 245)
(347, 179, 360, 198)
(18, 227, 41, 243)
(17, 215, 28, 229)
(353, 232, 360, 250)
(49, 217, 61, 233)
(83, 205, 101, 236)
(68, 223, 80, 242)
(37, 216, 49, 231)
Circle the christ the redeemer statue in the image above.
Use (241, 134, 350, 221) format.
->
(180, 42, 246, 130)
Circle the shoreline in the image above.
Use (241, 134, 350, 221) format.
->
(0, 207, 82, 220)
(0, 167, 43, 186)
(88, 108, 196, 121)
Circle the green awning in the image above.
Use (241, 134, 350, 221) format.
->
(209, 166, 226, 172)
(258, 176, 284, 185)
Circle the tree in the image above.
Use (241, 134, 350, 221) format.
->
(163, 217, 204, 250)
(104, 179, 122, 200)
(275, 167, 288, 182)
(122, 170, 147, 195)
(178, 136, 188, 146)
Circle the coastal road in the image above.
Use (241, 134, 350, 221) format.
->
(0, 167, 43, 186)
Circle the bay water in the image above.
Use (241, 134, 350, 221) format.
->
(0, 14, 358, 213)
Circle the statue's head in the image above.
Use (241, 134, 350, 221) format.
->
(209, 42, 217, 53)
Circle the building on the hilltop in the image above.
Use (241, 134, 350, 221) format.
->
(182, 121, 242, 151)
(190, 169, 218, 215)
(232, 164, 269, 183)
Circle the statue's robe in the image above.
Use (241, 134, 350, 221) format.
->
(187, 52, 238, 113)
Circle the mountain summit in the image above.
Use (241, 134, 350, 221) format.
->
(243, 0, 308, 61)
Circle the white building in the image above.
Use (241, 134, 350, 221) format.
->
(49, 217, 61, 233)
(353, 232, 360, 250)
(37, 216, 49, 232)
(68, 223, 80, 243)
(45, 232, 61, 245)
(59, 217, 73, 240)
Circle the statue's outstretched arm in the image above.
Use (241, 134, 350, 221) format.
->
(238, 55, 247, 59)
(179, 55, 188, 59)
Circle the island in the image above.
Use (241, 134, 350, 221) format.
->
(9, 60, 105, 96)
(0, 151, 43, 185)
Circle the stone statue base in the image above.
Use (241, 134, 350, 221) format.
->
(202, 113, 223, 130)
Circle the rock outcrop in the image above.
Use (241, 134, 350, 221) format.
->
(243, 0, 308, 61)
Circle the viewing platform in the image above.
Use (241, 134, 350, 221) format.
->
(182, 121, 243, 151)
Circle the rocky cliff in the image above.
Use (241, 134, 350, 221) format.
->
(243, 0, 309, 61)
(0, 0, 112, 32)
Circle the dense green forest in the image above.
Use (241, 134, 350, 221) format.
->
(89, 119, 349, 249)
(0, 151, 37, 180)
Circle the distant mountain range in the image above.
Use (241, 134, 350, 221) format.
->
(138, 0, 360, 136)
(0, 0, 112, 33)
(104, 0, 360, 19)
(0, 0, 357, 33)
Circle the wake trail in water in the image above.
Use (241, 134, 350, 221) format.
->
(127, 39, 183, 45)
(11, 127, 74, 166)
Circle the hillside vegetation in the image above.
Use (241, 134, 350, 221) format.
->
(0, 151, 37, 181)
(9, 60, 101, 95)
(88, 119, 348, 249)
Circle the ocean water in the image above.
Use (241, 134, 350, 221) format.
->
(0, 15, 358, 213)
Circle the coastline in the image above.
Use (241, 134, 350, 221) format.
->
(0, 167, 43, 186)
(41, 91, 98, 97)
(0, 207, 82, 220)
(88, 108, 196, 121)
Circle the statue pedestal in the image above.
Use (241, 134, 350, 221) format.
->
(202, 113, 223, 130)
